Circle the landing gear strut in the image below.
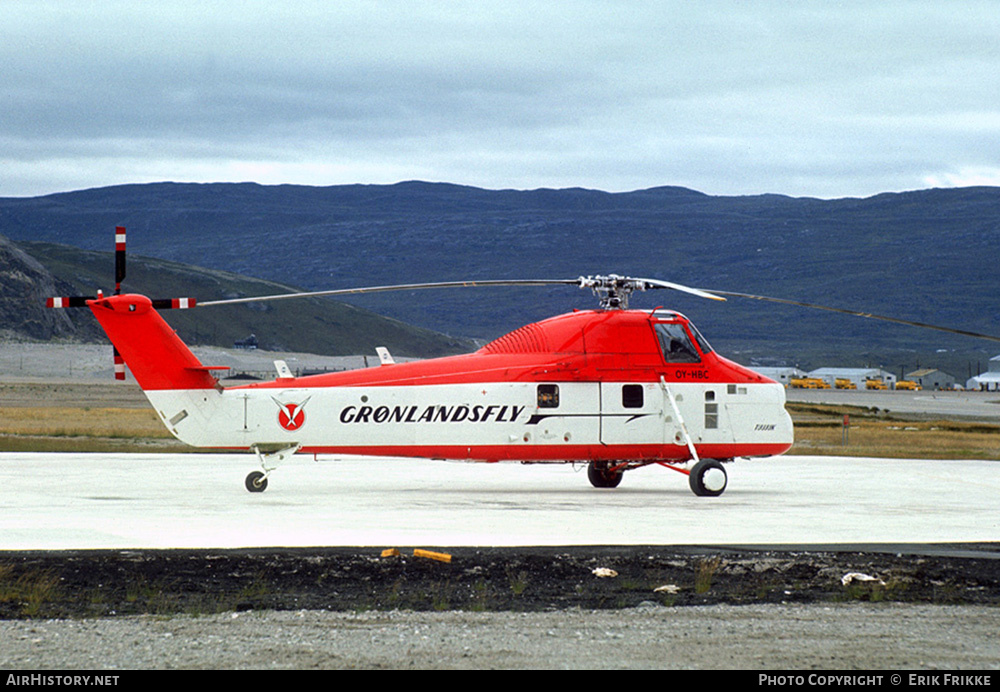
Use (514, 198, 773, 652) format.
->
(244, 443, 301, 493)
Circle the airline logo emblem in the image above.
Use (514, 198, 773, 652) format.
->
(273, 397, 310, 431)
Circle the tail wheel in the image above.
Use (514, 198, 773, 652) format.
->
(245, 471, 268, 493)
(588, 461, 623, 488)
(689, 459, 727, 497)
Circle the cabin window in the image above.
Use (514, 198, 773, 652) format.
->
(622, 384, 644, 409)
(704, 390, 718, 429)
(705, 403, 718, 429)
(654, 322, 701, 363)
(537, 384, 559, 408)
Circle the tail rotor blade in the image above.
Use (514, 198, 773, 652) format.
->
(44, 226, 193, 382)
(151, 298, 197, 310)
(114, 226, 126, 293)
(113, 346, 125, 381)
(46, 296, 95, 308)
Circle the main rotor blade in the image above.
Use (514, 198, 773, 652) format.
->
(707, 290, 1000, 343)
(196, 276, 998, 343)
(197, 279, 581, 307)
(634, 278, 727, 302)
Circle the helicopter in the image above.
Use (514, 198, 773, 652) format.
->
(46, 227, 1000, 496)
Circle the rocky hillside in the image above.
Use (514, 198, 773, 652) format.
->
(0, 235, 474, 357)
(0, 234, 100, 342)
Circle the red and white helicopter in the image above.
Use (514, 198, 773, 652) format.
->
(47, 227, 1000, 496)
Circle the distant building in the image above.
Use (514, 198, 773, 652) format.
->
(749, 366, 806, 386)
(807, 367, 896, 390)
(905, 368, 956, 391)
(966, 355, 1000, 391)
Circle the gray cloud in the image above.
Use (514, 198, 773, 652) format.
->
(4, 1, 1000, 197)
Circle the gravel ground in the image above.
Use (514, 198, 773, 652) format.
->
(2, 603, 998, 670)
(1, 546, 998, 669)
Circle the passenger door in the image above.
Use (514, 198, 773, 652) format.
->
(599, 382, 665, 447)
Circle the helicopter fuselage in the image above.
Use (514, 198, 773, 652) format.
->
(115, 302, 793, 463)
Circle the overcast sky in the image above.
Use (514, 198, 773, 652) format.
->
(4, 1, 1000, 199)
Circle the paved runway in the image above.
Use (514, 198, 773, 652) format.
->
(1, 452, 997, 550)
(786, 388, 1000, 420)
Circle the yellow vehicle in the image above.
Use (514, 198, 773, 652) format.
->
(790, 377, 830, 389)
(866, 379, 888, 390)
(835, 378, 857, 390)
(895, 380, 922, 391)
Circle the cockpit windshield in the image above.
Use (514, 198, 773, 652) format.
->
(687, 320, 714, 355)
(654, 322, 702, 363)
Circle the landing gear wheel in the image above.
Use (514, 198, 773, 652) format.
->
(245, 470, 268, 493)
(588, 461, 623, 488)
(689, 459, 727, 497)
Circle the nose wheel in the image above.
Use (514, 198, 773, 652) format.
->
(245, 470, 268, 493)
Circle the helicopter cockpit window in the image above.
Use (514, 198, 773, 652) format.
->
(654, 322, 701, 363)
(537, 384, 559, 408)
(687, 321, 714, 355)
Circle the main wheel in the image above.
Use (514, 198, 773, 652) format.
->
(688, 459, 727, 497)
(245, 470, 268, 493)
(588, 461, 623, 488)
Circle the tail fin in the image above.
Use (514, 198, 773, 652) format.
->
(89, 294, 220, 390)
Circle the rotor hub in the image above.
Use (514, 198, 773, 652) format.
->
(578, 274, 646, 310)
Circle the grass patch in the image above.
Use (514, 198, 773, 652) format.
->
(0, 406, 198, 452)
(787, 403, 1000, 459)
(695, 557, 722, 594)
(0, 565, 62, 618)
(836, 577, 910, 603)
(0, 406, 169, 438)
(507, 568, 529, 597)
